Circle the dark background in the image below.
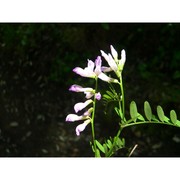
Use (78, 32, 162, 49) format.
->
(0, 23, 179, 157)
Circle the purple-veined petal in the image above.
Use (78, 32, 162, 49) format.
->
(94, 56, 102, 75)
(101, 66, 113, 73)
(66, 114, 85, 122)
(76, 119, 91, 136)
(69, 84, 83, 92)
(74, 99, 93, 113)
(95, 92, 101, 100)
(87, 60, 95, 71)
(69, 85, 94, 94)
(73, 67, 95, 78)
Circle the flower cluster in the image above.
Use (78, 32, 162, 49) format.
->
(66, 45, 126, 136)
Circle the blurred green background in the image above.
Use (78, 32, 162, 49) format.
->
(0, 23, 179, 157)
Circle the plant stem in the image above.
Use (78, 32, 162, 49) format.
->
(91, 77, 98, 157)
(106, 74, 125, 157)
(121, 120, 180, 129)
(120, 74, 125, 123)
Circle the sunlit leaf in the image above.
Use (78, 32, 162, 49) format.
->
(170, 110, 177, 125)
(157, 105, 165, 122)
(144, 101, 152, 121)
(130, 101, 138, 121)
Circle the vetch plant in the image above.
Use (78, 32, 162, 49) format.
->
(66, 45, 180, 157)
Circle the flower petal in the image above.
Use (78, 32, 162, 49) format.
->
(84, 91, 94, 99)
(101, 66, 113, 73)
(87, 60, 95, 71)
(95, 92, 101, 100)
(69, 84, 83, 92)
(74, 99, 93, 113)
(110, 45, 118, 60)
(98, 72, 119, 83)
(107, 54, 118, 72)
(66, 114, 84, 122)
(94, 56, 102, 75)
(76, 119, 91, 136)
(73, 67, 95, 78)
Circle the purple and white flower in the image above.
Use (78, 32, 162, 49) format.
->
(73, 56, 119, 83)
(74, 99, 93, 113)
(76, 119, 91, 136)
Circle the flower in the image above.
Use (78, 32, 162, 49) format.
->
(73, 60, 96, 78)
(74, 99, 93, 113)
(66, 108, 93, 122)
(76, 119, 91, 136)
(100, 45, 126, 77)
(73, 56, 119, 83)
(95, 92, 101, 100)
(69, 84, 96, 99)
(66, 114, 87, 122)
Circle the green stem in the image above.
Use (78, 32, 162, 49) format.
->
(120, 74, 125, 123)
(121, 121, 180, 129)
(106, 125, 123, 157)
(91, 77, 98, 157)
(106, 74, 125, 157)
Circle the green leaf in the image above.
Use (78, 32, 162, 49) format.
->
(170, 110, 177, 125)
(130, 101, 138, 121)
(95, 140, 105, 153)
(116, 137, 125, 148)
(103, 94, 111, 100)
(137, 113, 145, 121)
(103, 144, 108, 155)
(176, 120, 180, 127)
(157, 105, 165, 122)
(96, 149, 101, 157)
(151, 114, 159, 122)
(107, 139, 113, 148)
(144, 101, 152, 121)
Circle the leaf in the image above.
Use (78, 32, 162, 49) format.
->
(144, 101, 152, 121)
(107, 139, 113, 148)
(116, 137, 125, 148)
(95, 140, 105, 153)
(130, 101, 138, 121)
(96, 149, 101, 157)
(157, 105, 165, 122)
(137, 113, 145, 121)
(151, 114, 159, 122)
(103, 94, 112, 100)
(176, 120, 180, 127)
(103, 144, 108, 155)
(170, 110, 177, 125)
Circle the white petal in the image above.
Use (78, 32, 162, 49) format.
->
(110, 45, 118, 60)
